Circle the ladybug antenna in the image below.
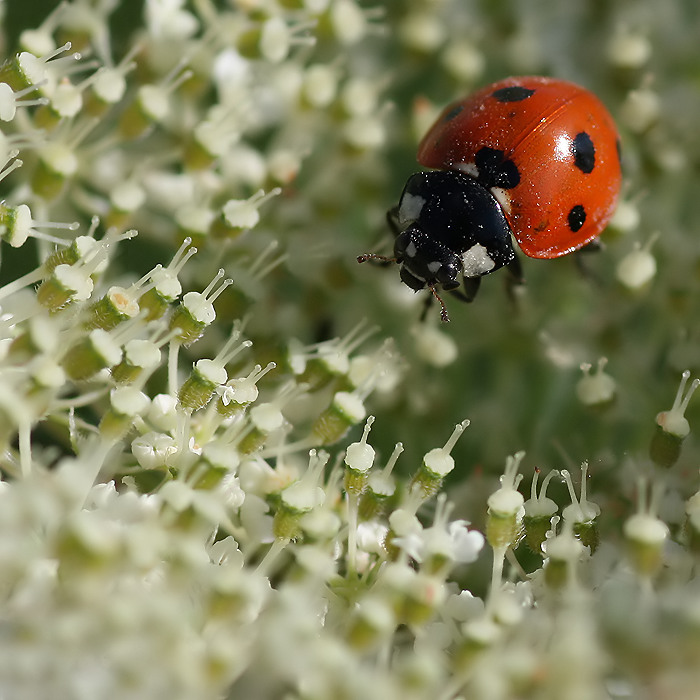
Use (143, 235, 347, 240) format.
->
(428, 284, 450, 323)
(357, 253, 397, 264)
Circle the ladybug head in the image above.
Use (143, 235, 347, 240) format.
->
(393, 225, 462, 292)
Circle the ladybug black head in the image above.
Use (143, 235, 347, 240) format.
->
(393, 226, 462, 292)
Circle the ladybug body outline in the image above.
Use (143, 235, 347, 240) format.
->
(360, 76, 622, 319)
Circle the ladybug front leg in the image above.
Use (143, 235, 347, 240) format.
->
(386, 206, 401, 236)
(419, 285, 451, 323)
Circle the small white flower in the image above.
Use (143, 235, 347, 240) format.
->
(393, 496, 484, 567)
(444, 589, 485, 622)
(145, 0, 199, 39)
(208, 535, 244, 568)
(445, 520, 486, 564)
(147, 394, 179, 433)
(356, 520, 388, 555)
(187, 436, 203, 456)
(239, 494, 274, 544)
(85, 480, 118, 509)
(220, 473, 245, 510)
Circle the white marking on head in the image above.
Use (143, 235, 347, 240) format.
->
(427, 261, 441, 274)
(405, 241, 417, 258)
(402, 263, 426, 282)
(398, 192, 426, 226)
(461, 244, 495, 277)
(455, 161, 479, 178)
(490, 187, 512, 214)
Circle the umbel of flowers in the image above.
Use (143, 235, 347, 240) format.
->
(1, 1, 700, 699)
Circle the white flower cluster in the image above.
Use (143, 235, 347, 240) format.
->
(0, 3, 489, 697)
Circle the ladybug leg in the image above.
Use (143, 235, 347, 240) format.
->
(573, 239, 604, 282)
(419, 286, 451, 323)
(386, 206, 401, 235)
(579, 238, 605, 253)
(504, 256, 526, 304)
(449, 276, 481, 303)
(419, 294, 432, 322)
(505, 255, 524, 284)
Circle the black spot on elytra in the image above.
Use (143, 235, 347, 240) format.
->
(568, 204, 586, 232)
(491, 86, 535, 103)
(442, 104, 464, 122)
(474, 147, 521, 189)
(572, 132, 595, 173)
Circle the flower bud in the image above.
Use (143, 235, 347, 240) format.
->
(169, 269, 232, 345)
(486, 452, 525, 551)
(139, 238, 196, 320)
(36, 262, 93, 310)
(344, 415, 375, 495)
(106, 179, 146, 230)
(411, 323, 458, 367)
(84, 268, 160, 331)
(620, 87, 659, 134)
(523, 468, 559, 555)
(561, 463, 601, 553)
(616, 234, 658, 291)
(62, 329, 122, 381)
(409, 419, 469, 500)
(85, 48, 136, 116)
(132, 431, 178, 471)
(214, 189, 280, 240)
(576, 357, 616, 409)
(651, 370, 699, 468)
(32, 141, 79, 200)
(0, 43, 77, 92)
(239, 402, 286, 455)
(543, 519, 585, 589)
(273, 450, 328, 540)
(624, 480, 668, 578)
(359, 442, 402, 520)
(178, 359, 229, 412)
(100, 387, 150, 440)
(119, 82, 170, 139)
(310, 390, 366, 445)
(43, 233, 101, 274)
(216, 362, 276, 418)
(179, 332, 251, 411)
(111, 339, 162, 385)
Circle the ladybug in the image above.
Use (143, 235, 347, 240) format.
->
(359, 76, 622, 321)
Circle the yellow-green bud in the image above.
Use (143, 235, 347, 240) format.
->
(311, 391, 366, 445)
(62, 329, 122, 381)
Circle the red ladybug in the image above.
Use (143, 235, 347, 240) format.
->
(359, 76, 622, 321)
